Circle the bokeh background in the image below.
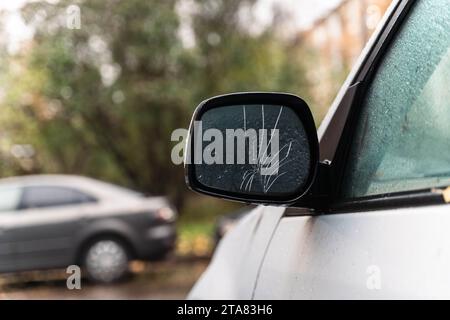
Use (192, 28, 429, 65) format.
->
(0, 0, 391, 299)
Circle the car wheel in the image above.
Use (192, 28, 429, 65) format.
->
(82, 238, 130, 283)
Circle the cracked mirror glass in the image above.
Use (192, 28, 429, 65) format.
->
(193, 104, 311, 196)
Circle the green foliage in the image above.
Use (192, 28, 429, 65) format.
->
(0, 0, 310, 213)
(189, 0, 309, 101)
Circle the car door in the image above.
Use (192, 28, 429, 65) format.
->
(12, 185, 97, 271)
(254, 0, 450, 299)
(0, 186, 22, 273)
(0, 212, 14, 273)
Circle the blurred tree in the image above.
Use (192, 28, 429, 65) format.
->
(190, 0, 310, 102)
(0, 0, 311, 212)
(1, 0, 193, 208)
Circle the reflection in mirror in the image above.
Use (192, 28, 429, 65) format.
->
(194, 104, 311, 197)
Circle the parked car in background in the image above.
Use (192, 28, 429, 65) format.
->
(0, 175, 177, 283)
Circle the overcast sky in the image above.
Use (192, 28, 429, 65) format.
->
(256, 0, 342, 29)
(1, 0, 342, 53)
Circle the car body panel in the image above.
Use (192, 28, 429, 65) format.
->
(188, 206, 284, 299)
(0, 213, 16, 272)
(11, 203, 91, 271)
(255, 203, 450, 299)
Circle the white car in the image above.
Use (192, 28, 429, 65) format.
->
(185, 0, 450, 299)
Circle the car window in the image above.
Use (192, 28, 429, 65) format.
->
(0, 187, 22, 212)
(342, 0, 450, 198)
(20, 186, 96, 209)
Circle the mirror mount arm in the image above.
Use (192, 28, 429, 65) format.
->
(291, 161, 332, 211)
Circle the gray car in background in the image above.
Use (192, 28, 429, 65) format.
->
(0, 175, 177, 283)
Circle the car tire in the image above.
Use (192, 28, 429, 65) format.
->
(82, 238, 130, 283)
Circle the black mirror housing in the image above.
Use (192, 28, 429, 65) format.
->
(184, 92, 319, 205)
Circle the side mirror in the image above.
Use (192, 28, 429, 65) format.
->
(185, 92, 319, 205)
